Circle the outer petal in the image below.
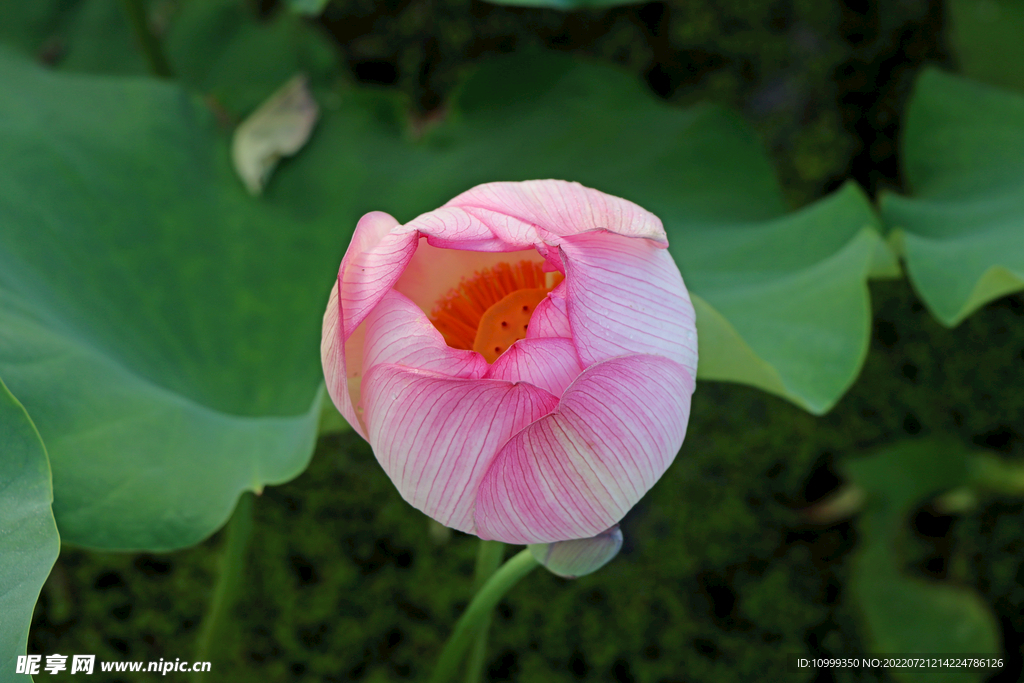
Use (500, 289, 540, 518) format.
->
(474, 354, 694, 544)
(402, 206, 541, 251)
(445, 180, 668, 243)
(486, 337, 583, 396)
(339, 211, 417, 332)
(321, 283, 364, 436)
(398, 180, 666, 257)
(560, 230, 698, 380)
(362, 364, 559, 535)
(363, 290, 489, 379)
(322, 211, 417, 436)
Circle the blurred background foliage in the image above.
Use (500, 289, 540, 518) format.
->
(4, 0, 1024, 681)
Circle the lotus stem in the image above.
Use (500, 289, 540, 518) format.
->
(192, 492, 254, 681)
(463, 541, 506, 683)
(429, 548, 539, 683)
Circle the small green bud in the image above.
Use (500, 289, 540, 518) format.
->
(528, 526, 623, 579)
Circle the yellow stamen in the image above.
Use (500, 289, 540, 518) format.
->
(429, 260, 563, 363)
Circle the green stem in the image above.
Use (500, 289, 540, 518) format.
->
(192, 492, 254, 681)
(120, 0, 174, 78)
(463, 541, 505, 683)
(429, 549, 539, 683)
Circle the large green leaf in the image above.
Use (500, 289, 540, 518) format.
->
(0, 376, 60, 681)
(880, 69, 1024, 326)
(0, 50, 331, 550)
(0, 46, 886, 550)
(845, 441, 1000, 682)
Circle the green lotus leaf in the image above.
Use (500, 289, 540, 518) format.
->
(0, 49, 333, 550)
(0, 376, 60, 681)
(845, 440, 1001, 682)
(881, 68, 1024, 326)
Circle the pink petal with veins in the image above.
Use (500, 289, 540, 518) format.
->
(486, 337, 584, 396)
(322, 211, 418, 436)
(526, 282, 572, 340)
(560, 230, 698, 379)
(474, 354, 694, 544)
(445, 180, 668, 243)
(363, 290, 488, 379)
(399, 180, 666, 255)
(362, 365, 558, 534)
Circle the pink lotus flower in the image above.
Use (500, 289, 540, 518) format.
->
(322, 180, 697, 544)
